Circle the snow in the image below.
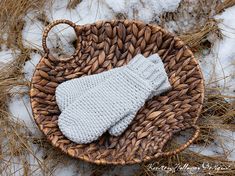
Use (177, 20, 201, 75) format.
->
(8, 91, 41, 136)
(216, 130, 235, 160)
(214, 6, 235, 96)
(53, 160, 94, 176)
(24, 52, 41, 81)
(190, 130, 235, 160)
(0, 46, 19, 66)
(8, 95, 31, 125)
(22, 15, 44, 51)
(8, 52, 42, 134)
(198, 6, 235, 97)
(54, 164, 79, 176)
(191, 6, 235, 160)
(163, 0, 218, 34)
(8, 52, 41, 133)
(45, 0, 113, 24)
(190, 143, 220, 156)
(105, 0, 181, 22)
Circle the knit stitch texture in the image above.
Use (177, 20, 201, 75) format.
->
(57, 54, 171, 144)
(56, 54, 171, 136)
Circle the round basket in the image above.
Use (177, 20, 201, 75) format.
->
(30, 19, 205, 165)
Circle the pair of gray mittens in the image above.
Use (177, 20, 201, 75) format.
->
(55, 54, 171, 144)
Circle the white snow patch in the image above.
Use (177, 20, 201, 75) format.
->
(105, 0, 181, 22)
(22, 16, 44, 51)
(24, 52, 41, 81)
(2, 144, 45, 175)
(185, 6, 235, 164)
(190, 144, 220, 157)
(0, 47, 19, 66)
(190, 130, 235, 161)
(214, 6, 235, 96)
(54, 164, 79, 176)
(8, 93, 40, 135)
(8, 52, 42, 136)
(54, 160, 94, 176)
(216, 130, 235, 160)
(198, 6, 235, 96)
(45, 0, 114, 24)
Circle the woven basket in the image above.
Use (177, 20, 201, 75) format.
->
(30, 19, 205, 165)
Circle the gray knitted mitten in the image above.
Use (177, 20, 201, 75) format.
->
(56, 54, 162, 111)
(56, 54, 171, 136)
(58, 54, 170, 144)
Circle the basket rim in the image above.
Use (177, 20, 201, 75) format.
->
(30, 19, 205, 165)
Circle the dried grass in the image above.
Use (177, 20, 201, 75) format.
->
(179, 19, 222, 51)
(159, 0, 220, 29)
(216, 0, 235, 14)
(0, 0, 45, 49)
(67, 0, 82, 9)
(159, 0, 223, 51)
(0, 0, 234, 175)
(0, 0, 69, 175)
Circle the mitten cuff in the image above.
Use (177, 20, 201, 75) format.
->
(127, 54, 170, 89)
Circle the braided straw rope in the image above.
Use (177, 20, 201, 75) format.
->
(30, 19, 205, 165)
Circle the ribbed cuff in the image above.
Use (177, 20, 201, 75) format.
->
(126, 54, 168, 89)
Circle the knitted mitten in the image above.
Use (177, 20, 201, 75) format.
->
(108, 56, 171, 136)
(56, 54, 171, 136)
(56, 68, 118, 112)
(58, 54, 170, 144)
(56, 54, 162, 111)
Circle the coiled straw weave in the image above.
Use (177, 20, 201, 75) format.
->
(30, 19, 205, 165)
